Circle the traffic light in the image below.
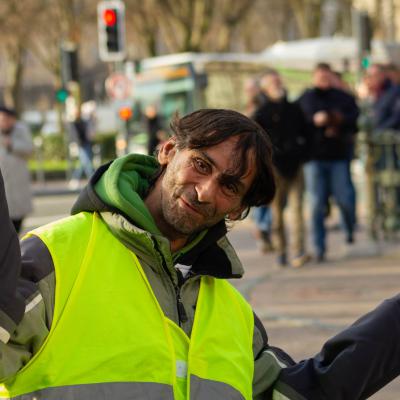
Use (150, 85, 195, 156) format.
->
(354, 10, 372, 55)
(60, 45, 79, 84)
(97, 1, 126, 62)
(359, 12, 372, 53)
(55, 87, 69, 103)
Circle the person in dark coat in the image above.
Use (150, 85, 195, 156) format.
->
(359, 64, 400, 234)
(68, 107, 95, 189)
(253, 70, 311, 267)
(298, 63, 359, 262)
(366, 64, 400, 131)
(244, 77, 274, 253)
(144, 105, 164, 156)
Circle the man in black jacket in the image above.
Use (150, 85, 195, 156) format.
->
(298, 63, 359, 262)
(254, 70, 310, 267)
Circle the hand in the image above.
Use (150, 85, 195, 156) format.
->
(325, 127, 338, 138)
(313, 111, 329, 127)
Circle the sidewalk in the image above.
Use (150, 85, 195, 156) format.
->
(32, 179, 85, 196)
(228, 219, 400, 399)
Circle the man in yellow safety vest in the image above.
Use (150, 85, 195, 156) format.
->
(0, 109, 399, 399)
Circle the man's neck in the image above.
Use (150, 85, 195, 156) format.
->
(0, 127, 12, 135)
(265, 93, 284, 103)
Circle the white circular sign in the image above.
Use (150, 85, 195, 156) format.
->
(105, 73, 133, 100)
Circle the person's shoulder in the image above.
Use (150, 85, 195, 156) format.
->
(331, 87, 355, 99)
(287, 97, 302, 109)
(21, 235, 55, 283)
(30, 212, 94, 239)
(297, 88, 314, 101)
(253, 101, 269, 120)
(385, 83, 400, 97)
(254, 101, 268, 114)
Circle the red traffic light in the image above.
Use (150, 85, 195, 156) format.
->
(97, 1, 126, 61)
(103, 9, 117, 26)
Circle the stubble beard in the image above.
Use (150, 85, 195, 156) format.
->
(160, 172, 218, 237)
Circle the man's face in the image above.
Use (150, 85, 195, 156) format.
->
(244, 79, 259, 101)
(0, 113, 15, 131)
(313, 69, 332, 90)
(261, 73, 285, 100)
(366, 65, 385, 91)
(158, 136, 256, 237)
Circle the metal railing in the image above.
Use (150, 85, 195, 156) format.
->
(358, 130, 400, 240)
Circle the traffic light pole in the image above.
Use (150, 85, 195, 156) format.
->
(59, 42, 83, 181)
(353, 9, 372, 81)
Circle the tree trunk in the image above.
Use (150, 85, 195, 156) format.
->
(4, 44, 25, 115)
(289, 0, 321, 38)
(373, 0, 383, 38)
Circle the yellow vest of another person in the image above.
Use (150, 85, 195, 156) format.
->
(0, 212, 254, 400)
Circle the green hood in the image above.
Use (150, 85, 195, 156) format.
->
(94, 153, 161, 234)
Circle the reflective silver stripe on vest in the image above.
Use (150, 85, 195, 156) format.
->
(190, 375, 245, 400)
(0, 381, 174, 400)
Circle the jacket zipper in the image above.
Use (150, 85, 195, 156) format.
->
(176, 288, 188, 325)
(153, 239, 188, 326)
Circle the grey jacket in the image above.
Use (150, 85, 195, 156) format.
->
(0, 121, 33, 219)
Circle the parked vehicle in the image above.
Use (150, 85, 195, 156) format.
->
(131, 52, 270, 121)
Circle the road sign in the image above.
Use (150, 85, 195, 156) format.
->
(105, 72, 133, 100)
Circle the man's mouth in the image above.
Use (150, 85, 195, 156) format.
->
(179, 197, 203, 216)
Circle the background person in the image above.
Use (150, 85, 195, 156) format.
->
(298, 63, 359, 262)
(144, 104, 164, 156)
(329, 68, 358, 230)
(253, 70, 310, 267)
(243, 77, 274, 253)
(0, 106, 33, 233)
(68, 107, 95, 189)
(358, 63, 400, 235)
(367, 63, 400, 132)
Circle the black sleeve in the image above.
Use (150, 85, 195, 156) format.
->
(294, 102, 313, 163)
(277, 295, 400, 399)
(340, 92, 360, 134)
(0, 169, 25, 341)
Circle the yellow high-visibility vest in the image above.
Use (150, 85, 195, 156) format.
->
(0, 212, 254, 399)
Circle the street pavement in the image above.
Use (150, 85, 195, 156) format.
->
(26, 184, 400, 399)
(228, 219, 400, 399)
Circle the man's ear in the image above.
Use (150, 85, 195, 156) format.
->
(227, 205, 246, 221)
(157, 137, 177, 165)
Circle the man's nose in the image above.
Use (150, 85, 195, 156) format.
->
(195, 179, 216, 203)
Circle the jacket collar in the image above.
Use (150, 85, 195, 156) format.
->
(71, 163, 244, 280)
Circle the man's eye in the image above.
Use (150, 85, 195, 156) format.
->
(224, 183, 238, 195)
(193, 158, 209, 173)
